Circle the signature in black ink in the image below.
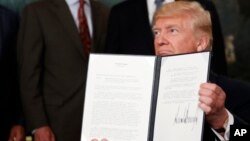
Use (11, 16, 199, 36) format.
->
(174, 104, 198, 126)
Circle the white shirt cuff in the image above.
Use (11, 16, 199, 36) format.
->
(212, 109, 234, 141)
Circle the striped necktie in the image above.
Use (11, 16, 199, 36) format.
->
(78, 0, 91, 58)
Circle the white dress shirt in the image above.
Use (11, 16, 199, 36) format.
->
(65, 0, 93, 37)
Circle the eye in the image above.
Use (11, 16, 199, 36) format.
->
(169, 28, 178, 33)
(170, 29, 176, 32)
(170, 28, 177, 32)
(153, 30, 160, 36)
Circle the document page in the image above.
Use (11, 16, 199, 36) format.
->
(81, 54, 155, 141)
(153, 52, 210, 141)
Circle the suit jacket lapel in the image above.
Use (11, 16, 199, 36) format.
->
(51, 0, 86, 59)
(134, 0, 154, 37)
(138, 0, 154, 45)
(89, 0, 98, 52)
(140, 0, 151, 26)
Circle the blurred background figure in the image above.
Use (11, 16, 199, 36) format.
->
(0, 4, 25, 141)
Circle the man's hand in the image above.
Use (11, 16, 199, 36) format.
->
(34, 126, 55, 141)
(8, 125, 25, 141)
(199, 83, 228, 129)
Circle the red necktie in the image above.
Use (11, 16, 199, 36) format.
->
(78, 0, 91, 57)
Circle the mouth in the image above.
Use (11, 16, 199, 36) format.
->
(156, 50, 174, 56)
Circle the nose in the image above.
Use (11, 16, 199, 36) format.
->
(155, 36, 163, 46)
(155, 32, 169, 45)
(154, 33, 169, 53)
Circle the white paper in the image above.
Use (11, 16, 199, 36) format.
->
(153, 52, 210, 141)
(81, 54, 155, 141)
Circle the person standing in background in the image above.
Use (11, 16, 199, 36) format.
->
(105, 0, 227, 75)
(0, 4, 25, 141)
(17, 0, 109, 140)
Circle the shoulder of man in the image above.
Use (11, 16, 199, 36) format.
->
(91, 0, 110, 14)
(22, 0, 61, 13)
(0, 5, 18, 20)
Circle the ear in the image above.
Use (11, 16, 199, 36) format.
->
(196, 35, 210, 52)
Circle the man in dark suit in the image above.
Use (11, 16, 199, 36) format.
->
(105, 0, 154, 55)
(0, 4, 25, 141)
(153, 1, 250, 140)
(105, 0, 228, 76)
(17, 0, 109, 140)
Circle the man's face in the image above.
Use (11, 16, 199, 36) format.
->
(153, 16, 199, 56)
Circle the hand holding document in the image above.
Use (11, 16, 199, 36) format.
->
(153, 53, 209, 141)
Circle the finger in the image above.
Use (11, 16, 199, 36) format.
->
(200, 83, 216, 89)
(199, 89, 218, 104)
(199, 103, 212, 114)
(200, 83, 223, 94)
(199, 87, 214, 97)
(199, 96, 213, 107)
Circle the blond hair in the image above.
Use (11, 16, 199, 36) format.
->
(153, 1, 213, 49)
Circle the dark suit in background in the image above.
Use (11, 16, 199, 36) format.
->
(105, 0, 227, 75)
(0, 4, 23, 140)
(105, 0, 154, 55)
(17, 0, 109, 140)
